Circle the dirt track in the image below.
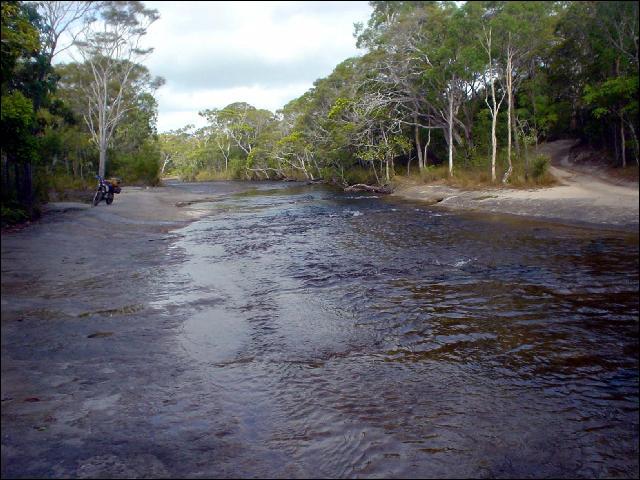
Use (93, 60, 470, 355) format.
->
(394, 140, 639, 229)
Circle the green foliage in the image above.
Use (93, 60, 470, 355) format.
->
(1, 90, 36, 162)
(1, 1, 40, 92)
(342, 166, 377, 186)
(4, 0, 631, 202)
(327, 97, 353, 119)
(1, 204, 29, 226)
(531, 154, 550, 179)
(109, 140, 161, 185)
(45, 173, 93, 192)
(584, 76, 639, 119)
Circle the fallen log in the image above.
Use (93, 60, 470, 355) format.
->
(344, 183, 394, 194)
(175, 197, 224, 207)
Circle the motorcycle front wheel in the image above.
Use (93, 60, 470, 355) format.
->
(92, 189, 103, 206)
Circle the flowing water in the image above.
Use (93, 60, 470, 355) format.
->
(157, 181, 638, 478)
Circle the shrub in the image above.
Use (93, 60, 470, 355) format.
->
(1, 204, 29, 226)
(532, 154, 550, 179)
(109, 141, 161, 185)
(343, 166, 377, 185)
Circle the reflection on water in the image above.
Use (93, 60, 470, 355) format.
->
(159, 181, 639, 478)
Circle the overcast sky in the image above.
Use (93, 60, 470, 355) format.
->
(138, 1, 373, 132)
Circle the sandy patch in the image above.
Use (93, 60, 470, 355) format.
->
(393, 140, 639, 228)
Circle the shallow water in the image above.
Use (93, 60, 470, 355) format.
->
(158, 181, 639, 477)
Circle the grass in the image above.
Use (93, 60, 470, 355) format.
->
(194, 169, 236, 181)
(394, 151, 556, 190)
(1, 204, 29, 227)
(44, 173, 95, 203)
(342, 166, 378, 186)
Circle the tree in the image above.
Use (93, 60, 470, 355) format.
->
(480, 24, 506, 182)
(57, 59, 163, 175)
(584, 76, 639, 166)
(73, 0, 160, 177)
(1, 1, 42, 215)
(200, 103, 276, 178)
(589, 1, 639, 166)
(159, 125, 193, 176)
(489, 1, 558, 182)
(36, 1, 99, 64)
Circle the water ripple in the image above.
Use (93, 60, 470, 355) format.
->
(160, 183, 639, 477)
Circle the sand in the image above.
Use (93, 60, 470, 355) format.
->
(392, 139, 639, 229)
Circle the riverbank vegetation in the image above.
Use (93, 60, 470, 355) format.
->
(2, 1, 638, 225)
(161, 1, 638, 188)
(1, 0, 163, 224)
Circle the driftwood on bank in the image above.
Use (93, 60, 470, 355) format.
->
(175, 197, 224, 207)
(343, 183, 394, 194)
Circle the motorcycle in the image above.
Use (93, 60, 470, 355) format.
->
(92, 175, 121, 206)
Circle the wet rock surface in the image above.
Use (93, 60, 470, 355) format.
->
(1, 184, 268, 478)
(2, 181, 638, 478)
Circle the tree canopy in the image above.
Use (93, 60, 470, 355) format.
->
(2, 1, 638, 225)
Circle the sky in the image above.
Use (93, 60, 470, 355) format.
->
(138, 1, 373, 133)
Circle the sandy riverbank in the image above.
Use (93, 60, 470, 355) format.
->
(392, 140, 639, 229)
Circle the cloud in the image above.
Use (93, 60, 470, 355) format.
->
(155, 82, 313, 132)
(154, 54, 337, 91)
(143, 1, 372, 131)
(53, 1, 373, 132)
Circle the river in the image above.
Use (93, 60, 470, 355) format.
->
(152, 181, 639, 477)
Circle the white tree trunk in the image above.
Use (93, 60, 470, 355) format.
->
(448, 92, 454, 177)
(414, 115, 423, 171)
(504, 43, 514, 184)
(620, 115, 626, 168)
(424, 127, 431, 168)
(491, 109, 498, 183)
(481, 26, 503, 183)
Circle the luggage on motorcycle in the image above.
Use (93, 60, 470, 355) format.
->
(107, 177, 122, 194)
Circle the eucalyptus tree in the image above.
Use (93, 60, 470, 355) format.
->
(356, 3, 434, 172)
(36, 1, 99, 65)
(158, 125, 193, 176)
(357, 1, 477, 177)
(419, 3, 477, 177)
(352, 94, 411, 183)
(272, 131, 319, 180)
(200, 102, 274, 160)
(585, 1, 639, 166)
(73, 0, 160, 177)
(270, 92, 322, 180)
(481, 23, 505, 183)
(462, 0, 507, 183)
(486, 1, 558, 182)
(265, 58, 363, 182)
(197, 109, 235, 173)
(326, 89, 410, 185)
(57, 58, 163, 170)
